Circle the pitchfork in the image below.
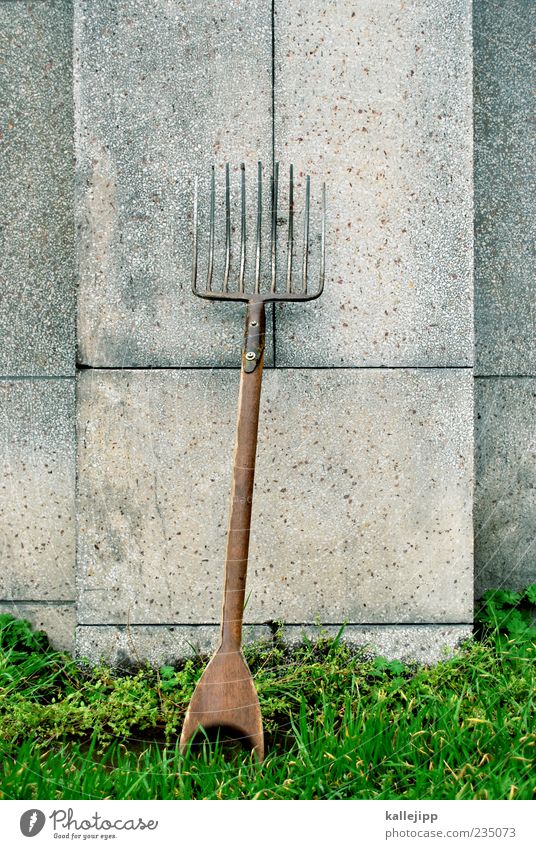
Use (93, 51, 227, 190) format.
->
(180, 162, 326, 761)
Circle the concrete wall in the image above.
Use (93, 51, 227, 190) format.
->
(0, 0, 532, 663)
(0, 0, 76, 653)
(474, 0, 536, 596)
(73, 0, 473, 663)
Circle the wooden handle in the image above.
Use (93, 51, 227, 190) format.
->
(220, 301, 266, 652)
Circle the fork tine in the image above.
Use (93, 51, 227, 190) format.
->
(286, 164, 294, 293)
(270, 161, 279, 293)
(302, 174, 310, 293)
(318, 181, 326, 296)
(192, 162, 324, 303)
(239, 163, 246, 293)
(192, 175, 198, 293)
(207, 166, 215, 291)
(254, 161, 262, 294)
(223, 163, 231, 292)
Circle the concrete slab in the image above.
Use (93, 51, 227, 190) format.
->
(475, 377, 536, 596)
(474, 0, 536, 375)
(77, 368, 473, 625)
(75, 0, 274, 367)
(0, 602, 76, 654)
(0, 0, 74, 376)
(0, 379, 76, 599)
(282, 624, 472, 665)
(75, 624, 271, 668)
(76, 623, 471, 667)
(273, 0, 473, 367)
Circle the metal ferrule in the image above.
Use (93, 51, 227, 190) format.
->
(242, 301, 265, 373)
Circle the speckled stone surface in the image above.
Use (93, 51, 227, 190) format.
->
(0, 602, 76, 654)
(283, 625, 472, 664)
(475, 378, 536, 596)
(474, 0, 536, 375)
(75, 0, 274, 367)
(0, 379, 76, 599)
(273, 0, 473, 367)
(75, 625, 272, 667)
(0, 1, 74, 376)
(77, 369, 473, 625)
(75, 623, 471, 666)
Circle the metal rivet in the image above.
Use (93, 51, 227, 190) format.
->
(250, 320, 258, 327)
(245, 351, 256, 361)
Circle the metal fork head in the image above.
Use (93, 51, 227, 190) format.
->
(192, 162, 325, 304)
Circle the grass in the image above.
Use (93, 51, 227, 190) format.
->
(0, 586, 535, 800)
